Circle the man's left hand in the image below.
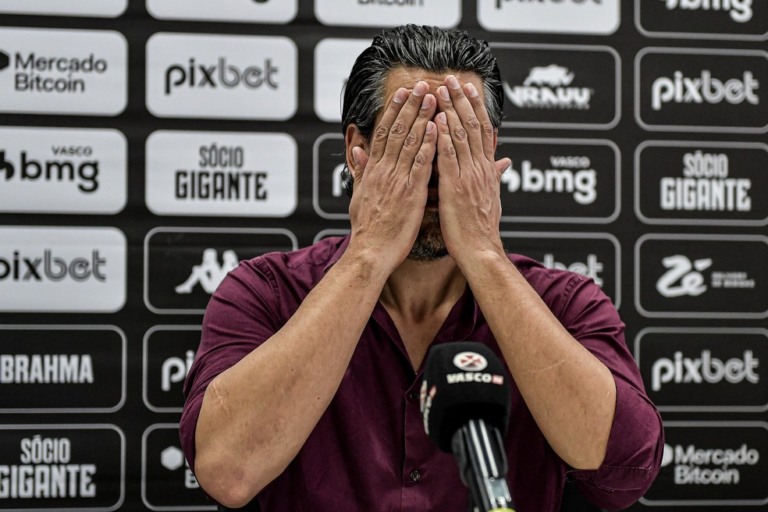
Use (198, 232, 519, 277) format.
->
(434, 74, 511, 265)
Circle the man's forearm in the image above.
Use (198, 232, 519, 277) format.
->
(193, 248, 390, 507)
(457, 250, 616, 470)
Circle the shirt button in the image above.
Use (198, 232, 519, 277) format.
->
(407, 391, 420, 402)
(409, 469, 421, 483)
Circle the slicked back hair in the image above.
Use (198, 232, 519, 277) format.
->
(340, 24, 503, 196)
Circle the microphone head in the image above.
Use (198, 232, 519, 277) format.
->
(420, 341, 511, 452)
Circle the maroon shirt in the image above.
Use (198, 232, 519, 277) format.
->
(181, 236, 663, 512)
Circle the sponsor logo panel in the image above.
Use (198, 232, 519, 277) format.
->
(146, 33, 297, 120)
(314, 38, 371, 122)
(635, 328, 768, 412)
(0, 126, 127, 214)
(636, 48, 768, 133)
(635, 141, 768, 226)
(641, 422, 768, 506)
(0, 226, 126, 313)
(142, 424, 213, 511)
(145, 130, 297, 217)
(479, 0, 620, 34)
(0, 325, 125, 413)
(143, 326, 200, 413)
(144, 227, 297, 314)
(491, 44, 620, 129)
(0, 27, 127, 116)
(313, 133, 349, 219)
(0, 0, 127, 17)
(315, 0, 460, 28)
(498, 138, 619, 222)
(636, 0, 767, 40)
(147, 0, 297, 23)
(500, 231, 620, 307)
(0, 424, 125, 510)
(635, 234, 768, 318)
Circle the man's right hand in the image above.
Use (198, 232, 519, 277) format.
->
(347, 80, 437, 272)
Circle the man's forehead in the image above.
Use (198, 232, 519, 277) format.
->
(383, 67, 483, 92)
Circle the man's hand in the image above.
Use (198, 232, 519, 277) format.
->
(347, 81, 438, 271)
(434, 75, 511, 264)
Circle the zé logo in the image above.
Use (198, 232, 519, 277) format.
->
(656, 255, 713, 298)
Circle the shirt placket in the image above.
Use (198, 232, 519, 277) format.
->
(400, 377, 432, 512)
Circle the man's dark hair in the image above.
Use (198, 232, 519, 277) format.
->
(340, 24, 504, 196)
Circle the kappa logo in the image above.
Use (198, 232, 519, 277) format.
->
(175, 248, 238, 294)
(661, 0, 753, 23)
(505, 64, 592, 109)
(656, 255, 713, 298)
(453, 352, 488, 371)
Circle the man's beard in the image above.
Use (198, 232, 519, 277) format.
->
(408, 210, 449, 262)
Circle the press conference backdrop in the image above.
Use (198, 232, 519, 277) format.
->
(0, 0, 766, 510)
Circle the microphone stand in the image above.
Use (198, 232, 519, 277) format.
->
(451, 419, 516, 512)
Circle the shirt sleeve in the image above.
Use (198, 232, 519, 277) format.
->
(552, 273, 664, 510)
(179, 257, 283, 473)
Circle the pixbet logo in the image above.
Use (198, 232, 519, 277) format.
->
(161, 351, 194, 391)
(651, 70, 759, 111)
(0, 249, 106, 282)
(164, 57, 278, 95)
(542, 253, 604, 286)
(651, 350, 759, 392)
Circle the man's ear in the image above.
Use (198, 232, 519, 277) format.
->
(345, 124, 368, 179)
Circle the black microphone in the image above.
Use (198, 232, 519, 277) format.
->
(420, 342, 516, 512)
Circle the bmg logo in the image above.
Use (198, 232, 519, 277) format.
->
(164, 57, 279, 95)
